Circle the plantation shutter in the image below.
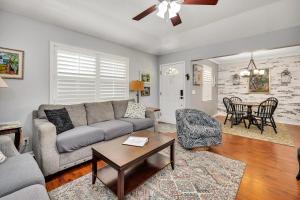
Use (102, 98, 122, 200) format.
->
(53, 48, 97, 104)
(99, 55, 129, 101)
(202, 65, 213, 101)
(51, 44, 129, 104)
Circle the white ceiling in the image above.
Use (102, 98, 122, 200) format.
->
(0, 0, 299, 55)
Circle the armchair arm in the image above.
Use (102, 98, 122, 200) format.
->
(0, 136, 19, 157)
(32, 118, 59, 176)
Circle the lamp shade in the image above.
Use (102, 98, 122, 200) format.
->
(0, 77, 8, 88)
(130, 80, 144, 91)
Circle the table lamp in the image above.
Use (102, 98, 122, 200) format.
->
(130, 80, 144, 103)
(0, 77, 8, 88)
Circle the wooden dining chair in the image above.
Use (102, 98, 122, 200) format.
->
(230, 96, 242, 102)
(223, 97, 247, 128)
(267, 97, 279, 128)
(223, 97, 233, 125)
(248, 99, 278, 134)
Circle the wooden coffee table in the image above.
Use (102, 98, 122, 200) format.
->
(92, 130, 175, 200)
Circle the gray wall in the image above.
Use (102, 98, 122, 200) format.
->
(0, 11, 159, 149)
(158, 26, 300, 115)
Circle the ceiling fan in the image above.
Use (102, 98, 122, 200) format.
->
(133, 0, 219, 26)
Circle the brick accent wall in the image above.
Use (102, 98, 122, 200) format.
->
(218, 54, 300, 125)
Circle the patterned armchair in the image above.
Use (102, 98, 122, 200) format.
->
(175, 109, 222, 149)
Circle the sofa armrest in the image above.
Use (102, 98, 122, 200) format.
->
(0, 136, 19, 157)
(32, 118, 59, 176)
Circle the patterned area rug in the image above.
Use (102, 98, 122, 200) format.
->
(222, 122, 294, 146)
(49, 144, 246, 200)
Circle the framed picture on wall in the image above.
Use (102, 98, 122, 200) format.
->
(140, 72, 151, 84)
(249, 69, 270, 93)
(141, 86, 150, 96)
(0, 47, 24, 79)
(193, 64, 203, 85)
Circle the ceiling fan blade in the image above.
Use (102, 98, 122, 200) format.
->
(171, 14, 182, 26)
(132, 5, 157, 21)
(182, 0, 218, 5)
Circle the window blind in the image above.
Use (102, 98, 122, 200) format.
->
(51, 44, 129, 104)
(202, 65, 213, 101)
(99, 56, 129, 101)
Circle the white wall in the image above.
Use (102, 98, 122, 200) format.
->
(0, 11, 159, 148)
(158, 26, 300, 115)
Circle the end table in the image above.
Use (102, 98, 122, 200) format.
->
(0, 121, 22, 151)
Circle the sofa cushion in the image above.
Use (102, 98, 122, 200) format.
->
(112, 99, 134, 119)
(0, 185, 49, 200)
(45, 108, 74, 134)
(90, 120, 133, 140)
(38, 104, 87, 127)
(124, 102, 146, 119)
(120, 118, 154, 131)
(85, 101, 115, 124)
(0, 154, 45, 198)
(56, 126, 105, 153)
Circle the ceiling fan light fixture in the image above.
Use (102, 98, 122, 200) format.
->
(168, 10, 177, 18)
(157, 0, 168, 18)
(170, 1, 181, 13)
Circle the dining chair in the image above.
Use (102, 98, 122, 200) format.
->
(248, 99, 278, 134)
(230, 96, 242, 102)
(267, 97, 279, 128)
(223, 97, 247, 128)
(223, 97, 233, 125)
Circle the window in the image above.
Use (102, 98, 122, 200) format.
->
(202, 65, 213, 101)
(50, 43, 129, 104)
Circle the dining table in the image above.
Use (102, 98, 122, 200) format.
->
(232, 101, 260, 124)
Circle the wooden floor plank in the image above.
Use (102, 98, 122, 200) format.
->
(46, 117, 300, 200)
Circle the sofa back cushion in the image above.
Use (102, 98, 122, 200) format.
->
(38, 104, 87, 127)
(85, 101, 115, 124)
(112, 99, 135, 119)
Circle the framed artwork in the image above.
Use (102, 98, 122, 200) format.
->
(0, 47, 24, 79)
(140, 72, 151, 84)
(249, 69, 270, 93)
(193, 64, 203, 85)
(141, 86, 150, 96)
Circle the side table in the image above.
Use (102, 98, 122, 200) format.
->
(147, 107, 160, 132)
(0, 121, 22, 151)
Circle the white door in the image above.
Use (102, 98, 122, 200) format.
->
(160, 62, 185, 124)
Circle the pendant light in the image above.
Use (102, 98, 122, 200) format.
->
(240, 53, 261, 77)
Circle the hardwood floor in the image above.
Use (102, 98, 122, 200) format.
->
(46, 117, 300, 200)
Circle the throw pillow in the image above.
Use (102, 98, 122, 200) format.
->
(0, 151, 6, 164)
(45, 108, 74, 134)
(124, 102, 146, 119)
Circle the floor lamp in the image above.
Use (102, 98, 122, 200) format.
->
(130, 80, 144, 103)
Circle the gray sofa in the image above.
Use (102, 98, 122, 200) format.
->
(0, 136, 49, 200)
(32, 99, 155, 176)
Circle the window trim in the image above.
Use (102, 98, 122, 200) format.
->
(49, 41, 129, 104)
(202, 64, 213, 102)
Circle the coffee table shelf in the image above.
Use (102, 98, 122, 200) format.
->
(92, 130, 175, 200)
(95, 153, 170, 195)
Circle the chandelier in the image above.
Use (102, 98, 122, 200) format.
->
(240, 53, 264, 77)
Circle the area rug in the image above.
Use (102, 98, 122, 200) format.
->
(222, 122, 294, 146)
(49, 144, 246, 200)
